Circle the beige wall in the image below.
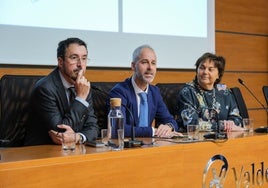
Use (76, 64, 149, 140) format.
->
(1, 0, 268, 126)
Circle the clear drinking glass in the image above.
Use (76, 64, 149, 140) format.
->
(243, 118, 254, 133)
(187, 124, 199, 140)
(62, 132, 76, 151)
(101, 129, 109, 145)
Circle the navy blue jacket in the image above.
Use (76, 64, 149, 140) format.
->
(108, 78, 178, 137)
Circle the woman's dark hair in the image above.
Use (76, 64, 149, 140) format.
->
(194, 52, 225, 85)
(57, 38, 87, 59)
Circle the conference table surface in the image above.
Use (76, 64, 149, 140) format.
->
(0, 131, 268, 188)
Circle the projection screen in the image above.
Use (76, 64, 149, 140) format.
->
(0, 0, 215, 69)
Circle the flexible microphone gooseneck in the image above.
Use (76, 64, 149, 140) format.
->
(91, 85, 143, 147)
(238, 78, 268, 133)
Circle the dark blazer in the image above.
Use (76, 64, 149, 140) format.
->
(24, 68, 99, 145)
(108, 77, 178, 137)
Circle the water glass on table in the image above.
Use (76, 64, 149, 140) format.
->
(243, 118, 254, 133)
(187, 124, 199, 140)
(101, 129, 109, 146)
(62, 132, 76, 151)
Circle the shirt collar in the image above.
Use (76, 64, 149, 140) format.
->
(59, 70, 74, 89)
(131, 76, 148, 95)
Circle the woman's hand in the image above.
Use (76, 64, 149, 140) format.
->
(223, 120, 245, 132)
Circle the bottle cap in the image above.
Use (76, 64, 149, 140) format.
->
(110, 98, 121, 107)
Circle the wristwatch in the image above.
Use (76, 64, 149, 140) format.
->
(77, 134, 83, 144)
(166, 123, 174, 131)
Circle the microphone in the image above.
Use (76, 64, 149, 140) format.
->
(238, 78, 268, 133)
(238, 79, 268, 112)
(91, 85, 143, 147)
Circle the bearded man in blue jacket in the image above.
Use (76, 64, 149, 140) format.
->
(108, 45, 182, 138)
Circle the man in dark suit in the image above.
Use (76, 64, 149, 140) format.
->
(24, 38, 99, 146)
(108, 45, 183, 138)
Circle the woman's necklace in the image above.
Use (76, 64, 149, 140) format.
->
(196, 83, 216, 110)
(196, 83, 219, 126)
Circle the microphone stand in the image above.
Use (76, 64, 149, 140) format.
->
(238, 79, 268, 133)
(91, 85, 143, 147)
(123, 106, 143, 147)
(238, 79, 268, 113)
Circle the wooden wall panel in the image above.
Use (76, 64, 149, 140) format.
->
(216, 32, 268, 71)
(0, 68, 195, 83)
(222, 72, 268, 108)
(216, 0, 268, 34)
(215, 0, 268, 128)
(222, 72, 268, 127)
(249, 110, 267, 128)
(0, 67, 52, 77)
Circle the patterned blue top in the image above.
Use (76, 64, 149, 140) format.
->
(176, 81, 242, 131)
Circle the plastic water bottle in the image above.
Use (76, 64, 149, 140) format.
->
(107, 98, 124, 150)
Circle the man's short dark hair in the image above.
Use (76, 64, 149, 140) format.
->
(57, 38, 87, 59)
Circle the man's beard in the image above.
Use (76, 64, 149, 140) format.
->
(70, 67, 82, 81)
(135, 67, 154, 83)
(141, 73, 154, 83)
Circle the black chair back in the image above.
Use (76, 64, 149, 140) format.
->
(156, 83, 185, 119)
(262, 86, 268, 106)
(0, 75, 43, 147)
(230, 87, 249, 119)
(91, 82, 117, 130)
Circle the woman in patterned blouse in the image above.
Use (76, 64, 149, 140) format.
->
(176, 52, 243, 132)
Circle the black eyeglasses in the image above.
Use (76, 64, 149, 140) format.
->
(66, 55, 90, 65)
